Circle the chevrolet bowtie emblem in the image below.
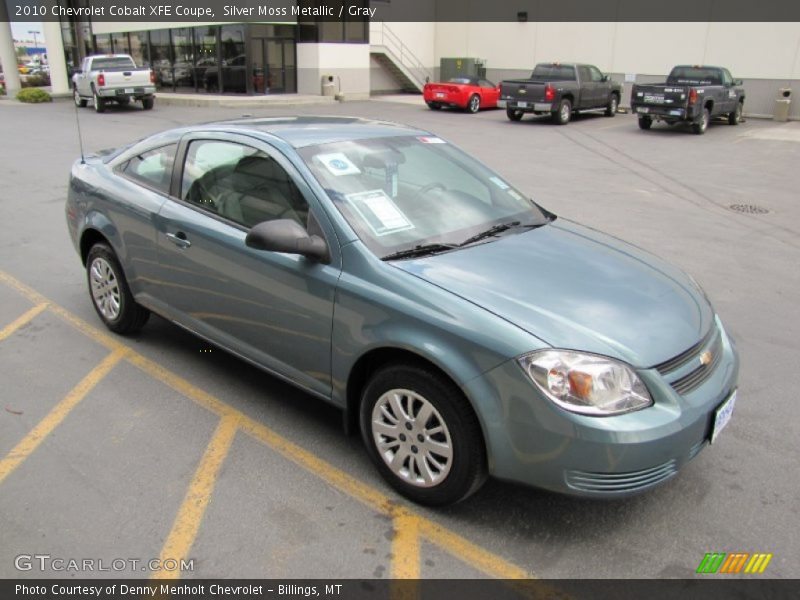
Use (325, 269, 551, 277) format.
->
(519, 89, 526, 94)
(699, 351, 713, 366)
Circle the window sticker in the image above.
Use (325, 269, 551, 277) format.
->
(418, 136, 446, 144)
(345, 189, 414, 237)
(316, 152, 361, 176)
(489, 176, 510, 190)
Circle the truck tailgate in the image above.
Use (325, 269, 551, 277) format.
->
(500, 80, 548, 103)
(632, 85, 688, 108)
(102, 70, 151, 87)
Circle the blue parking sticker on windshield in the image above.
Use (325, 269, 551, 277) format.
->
(317, 152, 361, 176)
(345, 190, 414, 237)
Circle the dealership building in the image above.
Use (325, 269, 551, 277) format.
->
(2, 4, 798, 118)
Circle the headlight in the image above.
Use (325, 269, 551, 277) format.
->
(517, 350, 653, 416)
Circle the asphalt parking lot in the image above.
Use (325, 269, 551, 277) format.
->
(1, 96, 798, 581)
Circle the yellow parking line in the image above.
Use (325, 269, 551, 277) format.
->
(0, 348, 126, 485)
(0, 302, 48, 342)
(153, 415, 239, 580)
(0, 269, 538, 584)
(391, 514, 421, 579)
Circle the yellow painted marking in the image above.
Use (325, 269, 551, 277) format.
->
(0, 302, 48, 342)
(0, 348, 126, 485)
(0, 269, 555, 589)
(153, 415, 239, 580)
(745, 553, 773, 574)
(391, 514, 421, 579)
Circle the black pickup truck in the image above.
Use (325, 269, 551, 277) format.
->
(499, 63, 622, 125)
(630, 65, 745, 134)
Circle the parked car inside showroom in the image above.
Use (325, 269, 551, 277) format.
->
(65, 116, 739, 506)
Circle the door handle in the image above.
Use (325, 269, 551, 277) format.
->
(166, 231, 191, 249)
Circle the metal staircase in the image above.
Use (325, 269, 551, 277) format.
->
(369, 22, 433, 93)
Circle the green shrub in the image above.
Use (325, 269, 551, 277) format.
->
(17, 88, 52, 103)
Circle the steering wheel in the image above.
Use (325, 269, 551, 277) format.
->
(412, 182, 446, 202)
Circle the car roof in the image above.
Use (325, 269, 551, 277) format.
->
(203, 116, 430, 148)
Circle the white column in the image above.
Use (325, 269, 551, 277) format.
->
(43, 21, 69, 94)
(0, 13, 23, 95)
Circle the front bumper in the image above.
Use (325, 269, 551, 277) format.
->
(97, 86, 156, 98)
(465, 316, 739, 497)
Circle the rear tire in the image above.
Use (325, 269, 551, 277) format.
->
(92, 87, 106, 113)
(360, 364, 487, 506)
(506, 108, 523, 121)
(142, 97, 155, 110)
(638, 116, 653, 130)
(553, 98, 572, 125)
(466, 94, 480, 114)
(86, 243, 149, 334)
(692, 107, 710, 135)
(426, 101, 442, 110)
(73, 86, 87, 108)
(605, 94, 619, 117)
(728, 101, 743, 125)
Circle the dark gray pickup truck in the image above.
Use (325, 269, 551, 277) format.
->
(631, 65, 745, 134)
(499, 63, 622, 125)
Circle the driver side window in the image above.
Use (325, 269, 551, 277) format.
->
(180, 140, 309, 229)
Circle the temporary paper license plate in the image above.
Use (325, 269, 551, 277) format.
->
(124, 88, 134, 94)
(711, 390, 736, 443)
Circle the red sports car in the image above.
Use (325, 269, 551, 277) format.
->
(423, 77, 501, 113)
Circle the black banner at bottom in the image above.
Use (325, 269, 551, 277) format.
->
(3, 579, 799, 600)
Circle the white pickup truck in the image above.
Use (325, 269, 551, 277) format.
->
(72, 54, 156, 113)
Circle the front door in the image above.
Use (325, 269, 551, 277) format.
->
(154, 132, 340, 397)
(251, 38, 296, 94)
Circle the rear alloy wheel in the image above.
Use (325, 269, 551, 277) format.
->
(92, 87, 106, 113)
(467, 94, 480, 114)
(73, 86, 87, 108)
(605, 94, 619, 117)
(86, 243, 149, 334)
(506, 108, 523, 121)
(553, 98, 572, 125)
(142, 97, 155, 110)
(638, 116, 653, 130)
(426, 101, 442, 110)
(360, 365, 487, 506)
(728, 101, 743, 125)
(692, 107, 710, 135)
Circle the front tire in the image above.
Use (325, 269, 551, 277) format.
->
(466, 94, 480, 114)
(605, 93, 619, 117)
(553, 98, 572, 125)
(73, 86, 87, 108)
(360, 364, 487, 506)
(506, 108, 523, 121)
(728, 101, 743, 125)
(86, 243, 149, 334)
(638, 116, 653, 130)
(692, 107, 710, 135)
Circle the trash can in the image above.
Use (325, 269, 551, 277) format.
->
(321, 75, 336, 97)
(773, 88, 791, 122)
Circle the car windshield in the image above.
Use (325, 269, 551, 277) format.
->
(298, 135, 549, 258)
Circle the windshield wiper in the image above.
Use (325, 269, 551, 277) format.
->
(381, 243, 459, 261)
(458, 220, 542, 247)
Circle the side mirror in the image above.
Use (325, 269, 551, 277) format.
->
(602, 75, 609, 82)
(245, 219, 329, 262)
(734, 79, 743, 86)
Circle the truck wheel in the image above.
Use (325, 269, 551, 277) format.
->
(426, 101, 442, 110)
(605, 94, 619, 117)
(466, 94, 480, 114)
(142, 97, 155, 110)
(73, 86, 87, 108)
(553, 98, 572, 125)
(638, 116, 652, 130)
(728, 101, 743, 125)
(692, 107, 710, 134)
(506, 108, 523, 121)
(92, 87, 106, 113)
(360, 363, 487, 506)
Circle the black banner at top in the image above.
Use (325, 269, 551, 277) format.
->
(5, 0, 800, 22)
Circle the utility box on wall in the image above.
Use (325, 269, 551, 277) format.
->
(440, 58, 486, 81)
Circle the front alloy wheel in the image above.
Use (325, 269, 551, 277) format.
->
(360, 365, 487, 506)
(86, 243, 149, 334)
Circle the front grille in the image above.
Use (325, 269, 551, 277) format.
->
(654, 325, 723, 396)
(565, 460, 678, 493)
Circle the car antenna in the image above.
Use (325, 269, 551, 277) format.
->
(73, 93, 86, 164)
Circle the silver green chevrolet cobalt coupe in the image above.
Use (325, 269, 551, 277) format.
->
(66, 117, 738, 506)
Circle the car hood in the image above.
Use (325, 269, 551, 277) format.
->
(392, 220, 713, 368)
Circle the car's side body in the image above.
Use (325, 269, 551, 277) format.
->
(423, 78, 501, 112)
(66, 118, 739, 501)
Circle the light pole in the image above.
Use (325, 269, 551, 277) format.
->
(28, 30, 40, 50)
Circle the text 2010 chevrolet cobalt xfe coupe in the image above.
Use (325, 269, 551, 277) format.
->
(66, 117, 738, 506)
